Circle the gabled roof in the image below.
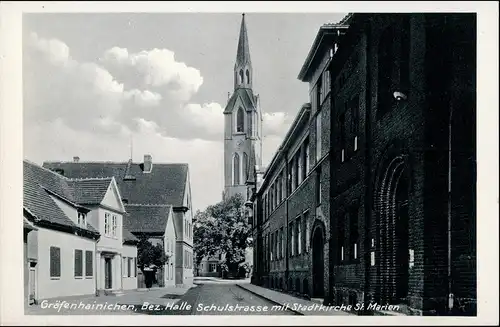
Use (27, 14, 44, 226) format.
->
(23, 160, 100, 235)
(224, 88, 257, 114)
(124, 204, 171, 234)
(68, 178, 113, 205)
(42, 161, 189, 207)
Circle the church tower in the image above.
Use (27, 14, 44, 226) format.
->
(223, 14, 263, 201)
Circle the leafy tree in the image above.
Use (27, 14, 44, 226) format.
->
(136, 235, 168, 271)
(193, 193, 251, 277)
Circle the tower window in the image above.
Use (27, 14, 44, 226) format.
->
(246, 69, 250, 84)
(236, 107, 245, 133)
(233, 153, 241, 185)
(242, 152, 248, 182)
(239, 69, 244, 84)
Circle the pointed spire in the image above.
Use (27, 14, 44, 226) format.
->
(236, 13, 251, 67)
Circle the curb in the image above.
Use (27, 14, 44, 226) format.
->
(235, 284, 304, 316)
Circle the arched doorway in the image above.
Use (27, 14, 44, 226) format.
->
(375, 154, 410, 305)
(312, 224, 325, 298)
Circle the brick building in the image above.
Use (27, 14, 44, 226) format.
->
(249, 13, 476, 316)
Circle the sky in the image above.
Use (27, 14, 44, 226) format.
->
(22, 12, 348, 212)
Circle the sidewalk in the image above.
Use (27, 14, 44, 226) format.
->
(25, 285, 194, 315)
(237, 283, 354, 316)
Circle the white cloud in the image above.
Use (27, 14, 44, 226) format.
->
(101, 47, 204, 102)
(24, 33, 229, 212)
(262, 112, 292, 137)
(184, 102, 224, 137)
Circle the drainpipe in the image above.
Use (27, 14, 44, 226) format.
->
(363, 18, 373, 315)
(447, 103, 454, 312)
(284, 151, 290, 290)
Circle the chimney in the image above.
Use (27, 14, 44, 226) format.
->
(143, 154, 153, 173)
(73, 156, 80, 163)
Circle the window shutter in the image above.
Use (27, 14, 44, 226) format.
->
(74, 250, 83, 277)
(85, 251, 93, 277)
(50, 247, 61, 278)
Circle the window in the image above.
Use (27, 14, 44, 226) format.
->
(78, 212, 86, 227)
(123, 257, 128, 277)
(85, 251, 93, 277)
(317, 76, 323, 110)
(316, 168, 322, 206)
(304, 211, 310, 252)
(400, 16, 411, 90)
(271, 233, 274, 261)
(290, 221, 295, 256)
(239, 69, 244, 84)
(128, 258, 133, 277)
(338, 213, 346, 263)
(233, 153, 240, 185)
(340, 112, 346, 162)
(134, 258, 137, 277)
(280, 228, 285, 259)
(104, 213, 110, 236)
(50, 246, 61, 278)
(74, 249, 83, 278)
(236, 107, 245, 133)
(242, 152, 248, 182)
(112, 215, 117, 237)
(377, 26, 396, 118)
(350, 208, 359, 260)
(351, 96, 360, 152)
(246, 69, 250, 84)
(316, 112, 322, 161)
(305, 140, 311, 174)
(209, 263, 217, 272)
(298, 150, 303, 186)
(297, 217, 302, 255)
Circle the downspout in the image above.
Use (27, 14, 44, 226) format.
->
(284, 150, 290, 290)
(447, 103, 454, 312)
(363, 19, 373, 315)
(95, 235, 99, 296)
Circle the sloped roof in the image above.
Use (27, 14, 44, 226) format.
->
(42, 161, 188, 207)
(235, 13, 252, 67)
(224, 88, 257, 114)
(68, 178, 113, 205)
(123, 227, 139, 244)
(23, 160, 100, 235)
(124, 204, 171, 234)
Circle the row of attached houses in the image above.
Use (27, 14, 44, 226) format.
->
(43, 155, 194, 288)
(247, 13, 476, 316)
(23, 160, 139, 305)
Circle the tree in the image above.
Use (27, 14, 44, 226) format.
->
(136, 235, 168, 271)
(193, 193, 251, 278)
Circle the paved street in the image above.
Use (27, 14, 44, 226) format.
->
(137, 280, 297, 316)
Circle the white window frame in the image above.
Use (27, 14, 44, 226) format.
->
(297, 218, 302, 255)
(112, 214, 117, 237)
(104, 212, 110, 236)
(78, 212, 87, 228)
(209, 263, 217, 272)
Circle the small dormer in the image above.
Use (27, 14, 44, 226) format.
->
(143, 154, 153, 173)
(77, 210, 87, 228)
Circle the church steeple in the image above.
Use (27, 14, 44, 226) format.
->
(234, 13, 252, 90)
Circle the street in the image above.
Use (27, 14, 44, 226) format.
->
(138, 282, 297, 316)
